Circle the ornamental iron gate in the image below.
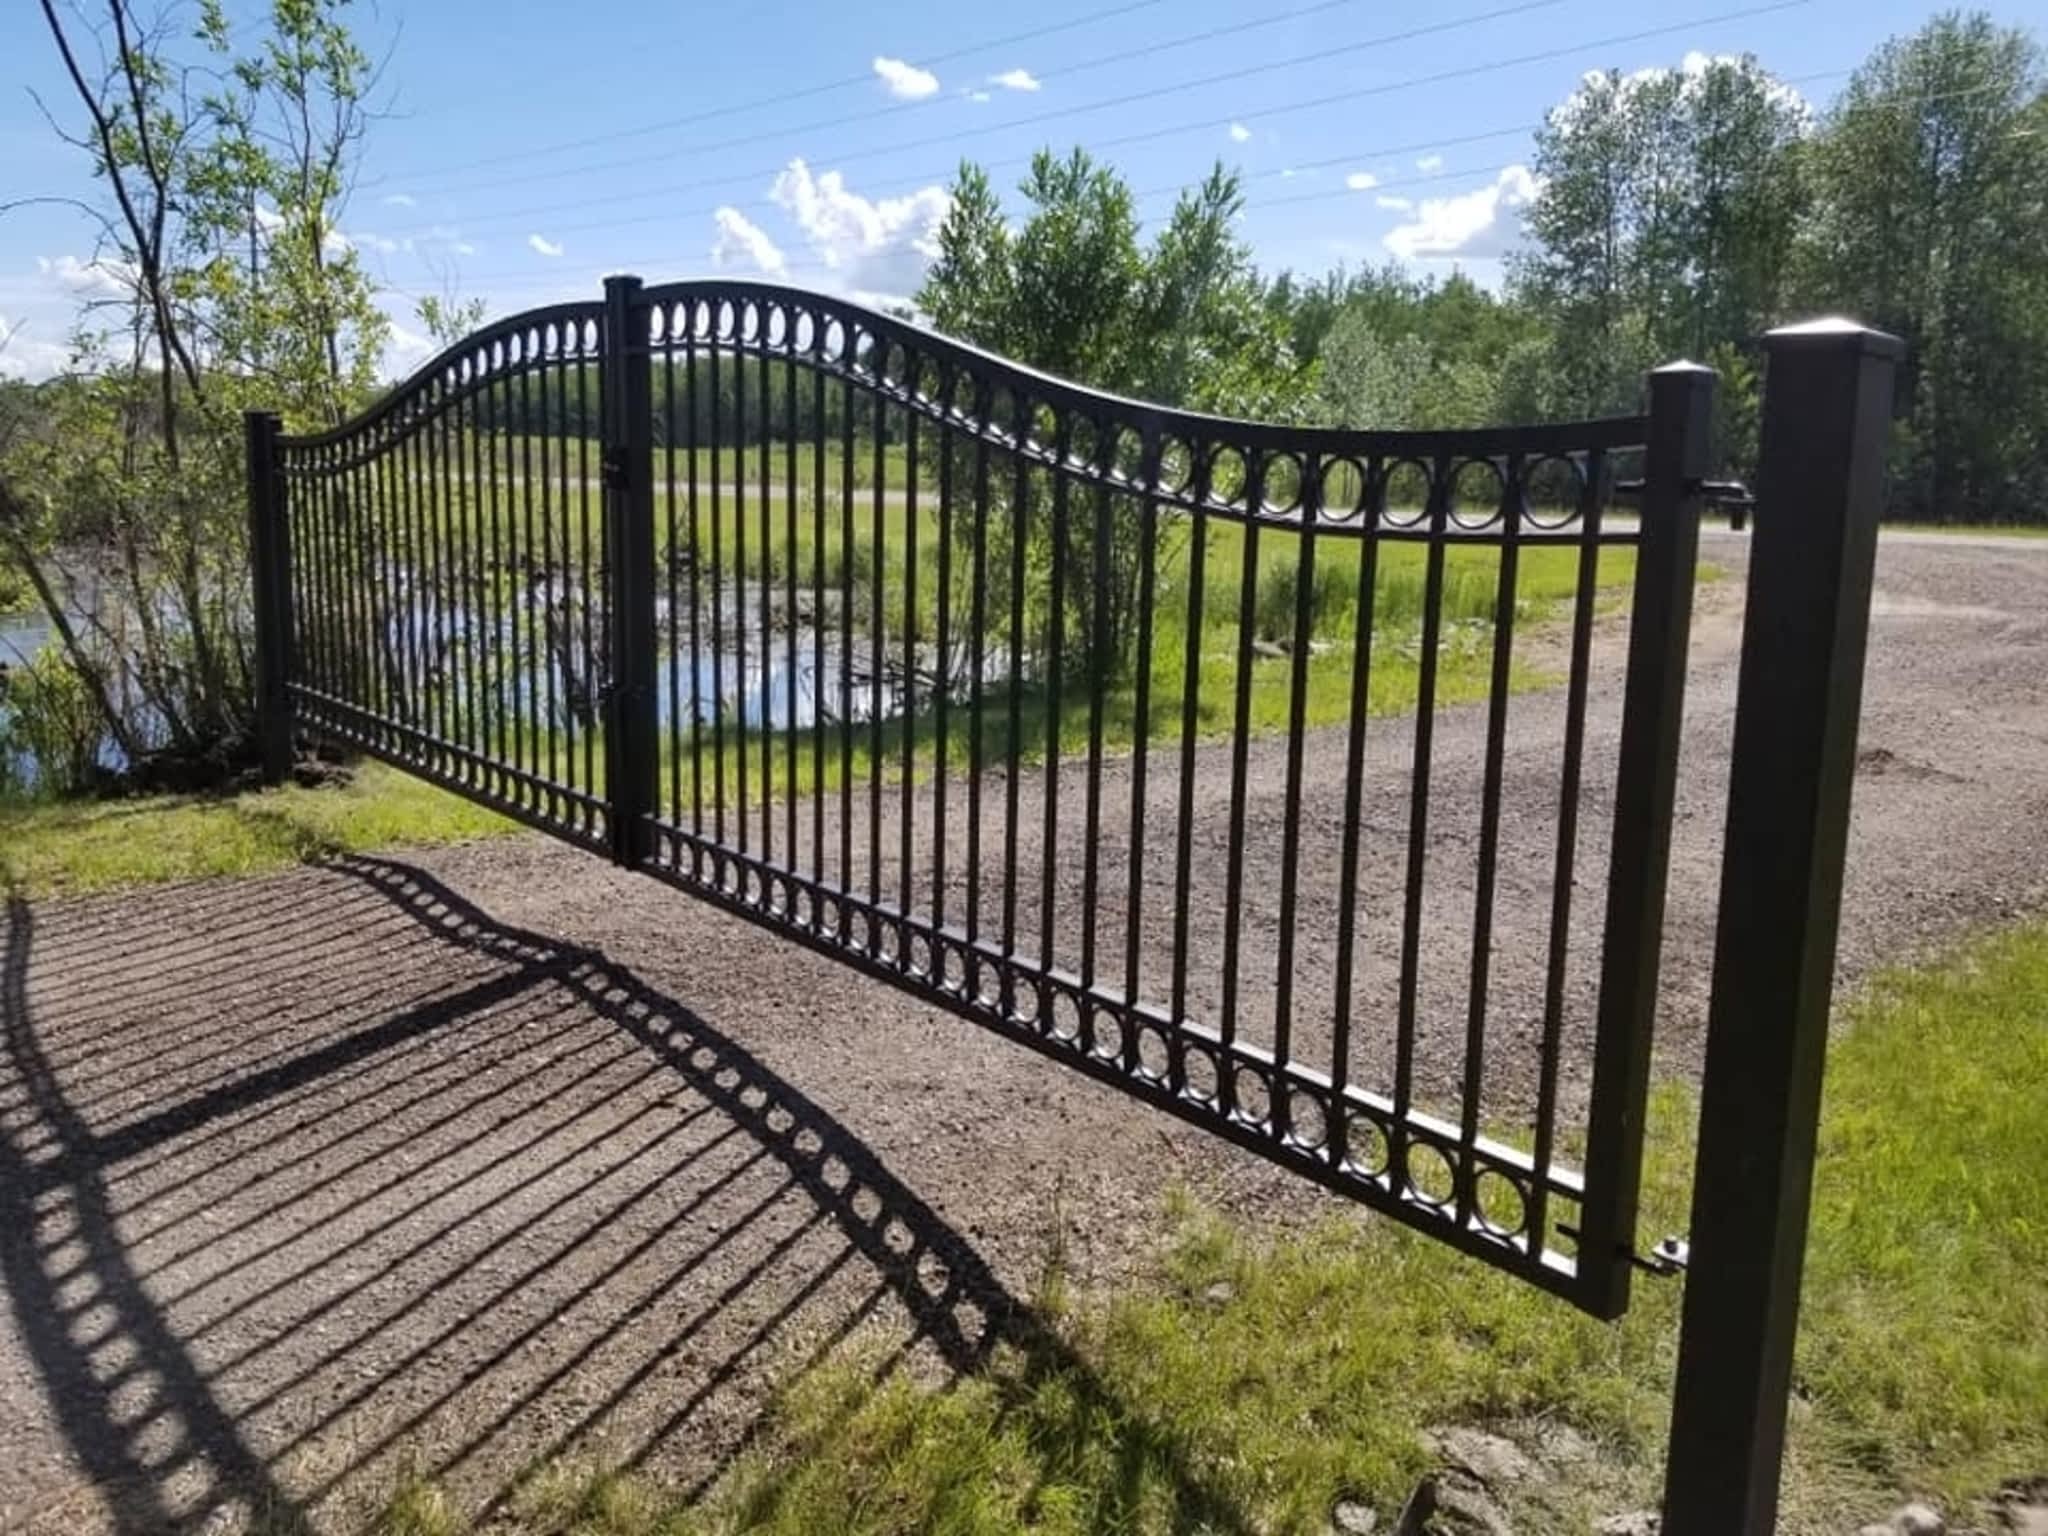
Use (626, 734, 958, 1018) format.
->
(248, 284, 1899, 1528)
(253, 276, 1703, 1319)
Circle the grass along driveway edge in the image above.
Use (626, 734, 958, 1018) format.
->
(362, 917, 2048, 1536)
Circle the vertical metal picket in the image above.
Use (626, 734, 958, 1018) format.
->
(244, 408, 293, 785)
(602, 275, 658, 865)
(1662, 319, 1902, 1535)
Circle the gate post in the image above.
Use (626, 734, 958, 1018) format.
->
(602, 275, 659, 866)
(1661, 319, 1902, 1535)
(243, 408, 293, 785)
(1578, 357, 1714, 1320)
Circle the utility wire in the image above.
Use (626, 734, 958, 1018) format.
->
(374, 0, 1797, 242)
(422, 68, 2020, 303)
(387, 0, 1386, 186)
(381, 0, 1574, 203)
(423, 160, 1518, 296)
(373, 126, 1545, 255)
(383, 0, 1179, 181)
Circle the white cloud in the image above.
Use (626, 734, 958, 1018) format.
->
(321, 227, 352, 256)
(967, 89, 992, 102)
(988, 67, 1040, 92)
(1376, 195, 1413, 211)
(769, 158, 951, 303)
(873, 56, 939, 99)
(528, 233, 563, 258)
(710, 206, 787, 274)
(1383, 164, 1540, 262)
(1280, 167, 1314, 180)
(0, 312, 73, 380)
(253, 205, 287, 234)
(1558, 53, 1810, 138)
(1229, 121, 1252, 143)
(382, 192, 417, 208)
(1416, 153, 1445, 172)
(1344, 171, 1378, 191)
(382, 319, 436, 379)
(36, 254, 137, 299)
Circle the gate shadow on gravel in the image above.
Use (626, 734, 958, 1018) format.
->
(0, 860, 1254, 1535)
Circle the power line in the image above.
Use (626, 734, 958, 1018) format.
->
(382, 0, 1178, 183)
(424, 62, 2045, 302)
(384, 0, 1396, 188)
(378, 46, 2045, 315)
(371, 0, 1801, 245)
(380, 0, 1574, 204)
(399, 151, 1668, 302)
(371, 149, 1535, 298)
(369, 123, 1549, 261)
(403, 62, 2022, 305)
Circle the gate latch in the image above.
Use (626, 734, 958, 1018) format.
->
(1637, 1235, 1691, 1276)
(1612, 476, 1755, 529)
(1559, 1227, 1691, 1277)
(600, 448, 629, 492)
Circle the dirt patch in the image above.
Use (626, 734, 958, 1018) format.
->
(3, 533, 2046, 1533)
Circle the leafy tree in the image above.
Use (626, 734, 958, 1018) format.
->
(919, 150, 1305, 677)
(1798, 11, 2048, 523)
(1297, 265, 1543, 428)
(922, 152, 1302, 417)
(0, 0, 387, 788)
(1316, 319, 1499, 430)
(1515, 53, 1809, 417)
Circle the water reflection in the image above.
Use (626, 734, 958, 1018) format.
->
(2, 561, 1007, 792)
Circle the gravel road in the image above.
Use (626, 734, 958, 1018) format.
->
(3, 531, 2043, 1533)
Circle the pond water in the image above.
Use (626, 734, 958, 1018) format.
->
(1, 568, 966, 791)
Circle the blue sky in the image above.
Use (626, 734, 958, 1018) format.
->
(2, 0, 2041, 378)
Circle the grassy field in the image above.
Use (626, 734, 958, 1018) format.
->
(0, 761, 515, 898)
(359, 917, 2047, 1536)
(1881, 520, 2048, 539)
(7, 489, 1645, 898)
(639, 521, 1633, 813)
(309, 426, 1633, 828)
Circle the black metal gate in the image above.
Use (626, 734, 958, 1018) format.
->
(252, 276, 1702, 1319)
(246, 282, 1898, 1465)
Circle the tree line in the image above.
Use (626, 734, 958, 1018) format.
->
(923, 10, 2048, 527)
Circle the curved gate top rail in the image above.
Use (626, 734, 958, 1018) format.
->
(255, 272, 1704, 1319)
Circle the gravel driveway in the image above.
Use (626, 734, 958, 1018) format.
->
(3, 532, 2044, 1534)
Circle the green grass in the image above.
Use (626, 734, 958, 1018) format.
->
(0, 760, 516, 898)
(1, 526, 1638, 897)
(645, 523, 1632, 812)
(1880, 520, 2048, 538)
(358, 919, 2048, 1536)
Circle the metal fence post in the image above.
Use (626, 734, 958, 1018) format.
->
(243, 408, 293, 784)
(1577, 359, 1715, 1319)
(1662, 319, 1902, 1534)
(602, 274, 659, 865)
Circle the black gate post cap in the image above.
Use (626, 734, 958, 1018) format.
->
(1761, 316, 1906, 358)
(1645, 359, 1717, 479)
